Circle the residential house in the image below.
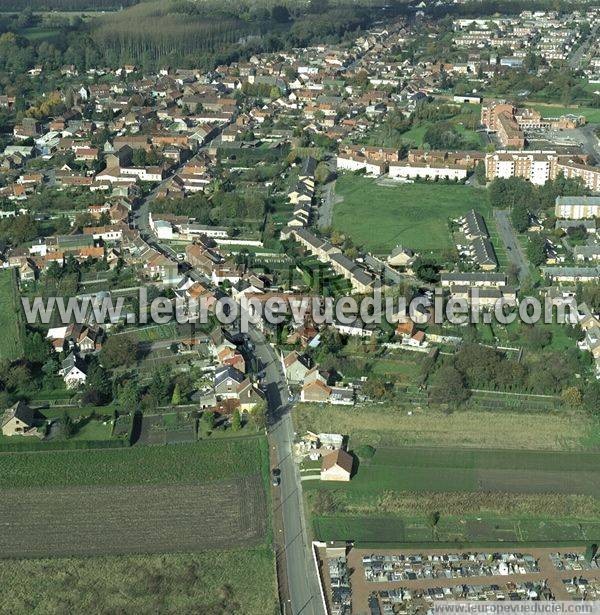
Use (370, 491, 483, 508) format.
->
(320, 449, 353, 482)
(1, 401, 36, 437)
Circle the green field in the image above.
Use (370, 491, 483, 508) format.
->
(0, 437, 268, 487)
(332, 175, 489, 254)
(528, 103, 600, 123)
(305, 446, 600, 498)
(305, 443, 600, 546)
(0, 547, 278, 615)
(293, 403, 596, 450)
(0, 269, 25, 361)
(313, 515, 600, 546)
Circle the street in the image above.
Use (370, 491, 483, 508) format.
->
(247, 329, 325, 615)
(493, 209, 531, 285)
(136, 193, 325, 614)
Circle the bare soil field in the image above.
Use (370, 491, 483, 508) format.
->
(0, 475, 266, 558)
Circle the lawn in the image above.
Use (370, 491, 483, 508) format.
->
(305, 446, 600, 498)
(306, 444, 600, 546)
(0, 269, 25, 361)
(312, 514, 600, 547)
(527, 103, 600, 123)
(332, 175, 489, 254)
(0, 547, 278, 615)
(0, 437, 268, 487)
(293, 403, 595, 451)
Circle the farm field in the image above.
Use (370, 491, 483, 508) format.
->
(304, 443, 600, 546)
(0, 269, 25, 361)
(0, 477, 267, 558)
(332, 175, 489, 254)
(304, 446, 600, 499)
(293, 403, 597, 451)
(0, 547, 278, 615)
(0, 437, 268, 487)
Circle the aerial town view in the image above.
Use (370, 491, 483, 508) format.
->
(1, 0, 600, 614)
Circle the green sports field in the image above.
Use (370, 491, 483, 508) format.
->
(332, 175, 489, 254)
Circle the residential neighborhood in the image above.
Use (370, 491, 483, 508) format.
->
(1, 1, 600, 614)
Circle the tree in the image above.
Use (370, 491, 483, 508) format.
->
(413, 256, 441, 283)
(527, 234, 547, 267)
(117, 379, 139, 414)
(231, 409, 242, 431)
(561, 386, 582, 408)
(84, 362, 112, 406)
(200, 410, 215, 435)
(510, 202, 529, 233)
(583, 381, 600, 416)
(429, 365, 470, 406)
(315, 161, 331, 184)
(100, 334, 137, 368)
(427, 511, 440, 528)
(62, 411, 75, 439)
(271, 5, 290, 23)
(355, 444, 375, 460)
(249, 400, 267, 431)
(171, 383, 181, 406)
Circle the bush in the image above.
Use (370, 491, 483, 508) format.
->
(355, 444, 376, 460)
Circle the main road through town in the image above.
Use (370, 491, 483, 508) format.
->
(247, 327, 325, 615)
(133, 165, 325, 613)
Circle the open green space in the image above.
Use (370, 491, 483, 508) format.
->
(332, 175, 489, 254)
(0, 437, 268, 488)
(527, 103, 600, 123)
(313, 514, 600, 547)
(293, 403, 596, 451)
(0, 269, 25, 361)
(0, 547, 278, 615)
(305, 446, 600, 498)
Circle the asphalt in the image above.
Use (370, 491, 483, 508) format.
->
(132, 160, 325, 613)
(493, 209, 531, 285)
(568, 23, 599, 69)
(247, 329, 325, 615)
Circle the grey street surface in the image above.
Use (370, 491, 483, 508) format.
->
(135, 175, 325, 614)
(318, 179, 337, 229)
(569, 23, 599, 69)
(578, 123, 600, 163)
(493, 209, 531, 285)
(248, 329, 325, 615)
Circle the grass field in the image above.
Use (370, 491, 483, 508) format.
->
(332, 175, 489, 254)
(312, 515, 600, 546)
(305, 446, 600, 497)
(293, 404, 597, 451)
(0, 437, 267, 487)
(0, 547, 278, 615)
(527, 103, 600, 123)
(0, 269, 25, 361)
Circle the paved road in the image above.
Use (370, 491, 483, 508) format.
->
(140, 230, 324, 613)
(247, 329, 325, 615)
(569, 23, 599, 69)
(493, 209, 531, 285)
(578, 123, 600, 164)
(318, 179, 336, 230)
